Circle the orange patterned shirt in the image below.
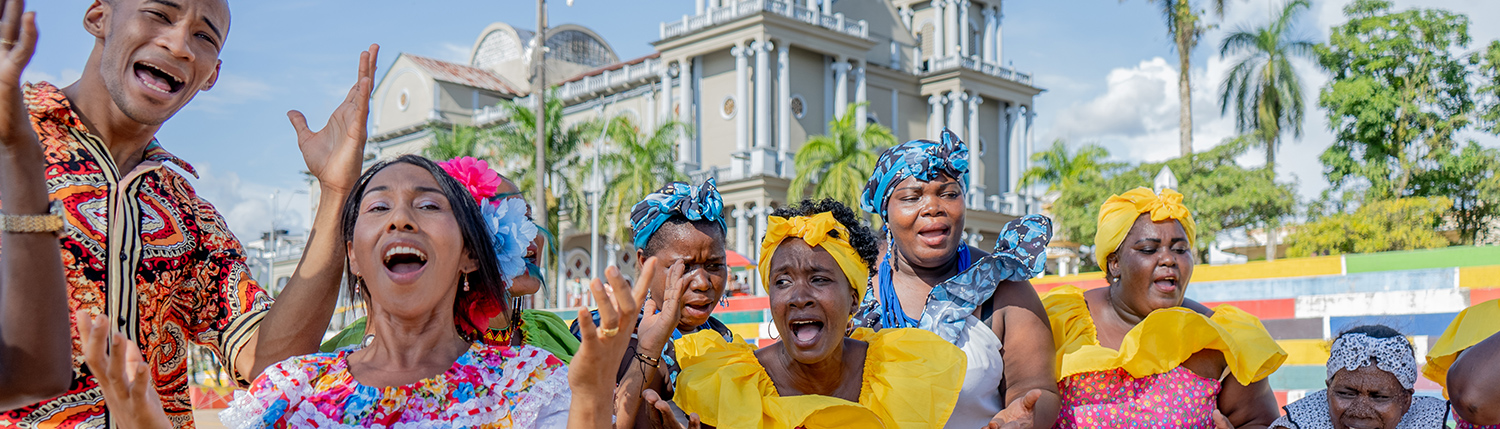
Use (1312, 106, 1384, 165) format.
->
(0, 82, 272, 429)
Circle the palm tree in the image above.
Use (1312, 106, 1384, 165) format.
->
(588, 116, 691, 244)
(422, 124, 488, 160)
(1133, 0, 1227, 157)
(1218, 0, 1314, 171)
(490, 89, 603, 235)
(1018, 139, 1114, 192)
(1218, 0, 1315, 261)
(789, 102, 897, 212)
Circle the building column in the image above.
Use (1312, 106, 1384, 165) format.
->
(944, 0, 959, 58)
(732, 44, 751, 177)
(1024, 108, 1036, 197)
(645, 84, 657, 127)
(696, 0, 705, 15)
(981, 8, 996, 64)
(777, 42, 791, 177)
(732, 207, 750, 258)
(966, 92, 983, 202)
(819, 0, 830, 15)
(928, 93, 945, 138)
(899, 5, 914, 29)
(997, 102, 1012, 191)
(832, 59, 850, 118)
(752, 39, 776, 176)
(678, 57, 696, 171)
(806, 0, 817, 12)
(1005, 105, 1021, 212)
(932, 0, 946, 59)
(659, 62, 674, 126)
(993, 5, 1004, 64)
(958, 0, 971, 57)
(890, 89, 900, 137)
(751, 205, 770, 295)
(946, 91, 966, 138)
(854, 62, 867, 131)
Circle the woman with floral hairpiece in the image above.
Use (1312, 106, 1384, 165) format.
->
(1044, 187, 1286, 428)
(664, 198, 966, 429)
(1425, 299, 1500, 428)
(566, 178, 737, 428)
(76, 154, 645, 428)
(1270, 324, 1449, 429)
(854, 128, 1060, 428)
(321, 157, 581, 362)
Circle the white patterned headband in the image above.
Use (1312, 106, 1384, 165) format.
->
(1327, 333, 1417, 389)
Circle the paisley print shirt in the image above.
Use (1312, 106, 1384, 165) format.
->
(0, 82, 273, 429)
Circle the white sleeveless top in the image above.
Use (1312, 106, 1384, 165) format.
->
(944, 314, 1006, 429)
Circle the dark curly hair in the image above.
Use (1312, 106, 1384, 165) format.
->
(768, 199, 879, 269)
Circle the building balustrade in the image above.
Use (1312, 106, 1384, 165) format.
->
(556, 58, 663, 101)
(659, 0, 869, 41)
(924, 54, 1033, 85)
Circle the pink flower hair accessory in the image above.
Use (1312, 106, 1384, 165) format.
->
(438, 156, 501, 203)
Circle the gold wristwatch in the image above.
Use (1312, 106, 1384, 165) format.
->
(0, 200, 64, 234)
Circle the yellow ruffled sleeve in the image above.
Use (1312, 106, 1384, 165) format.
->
(851, 327, 967, 429)
(1423, 299, 1500, 398)
(674, 330, 883, 429)
(1042, 285, 1287, 383)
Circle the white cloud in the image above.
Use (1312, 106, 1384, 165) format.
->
(437, 42, 472, 64)
(188, 163, 310, 242)
(187, 72, 275, 113)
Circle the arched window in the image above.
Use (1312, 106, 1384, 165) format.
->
(473, 30, 522, 70)
(546, 30, 616, 68)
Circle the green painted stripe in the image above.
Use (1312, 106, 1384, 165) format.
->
(713, 310, 766, 324)
(1266, 365, 1325, 391)
(1345, 245, 1500, 274)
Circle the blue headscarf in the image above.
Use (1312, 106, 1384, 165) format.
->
(859, 128, 970, 218)
(630, 178, 727, 250)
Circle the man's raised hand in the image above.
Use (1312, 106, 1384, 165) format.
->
(291, 44, 378, 195)
(0, 0, 37, 151)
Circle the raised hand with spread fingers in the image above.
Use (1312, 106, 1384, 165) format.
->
(569, 265, 646, 429)
(77, 311, 172, 429)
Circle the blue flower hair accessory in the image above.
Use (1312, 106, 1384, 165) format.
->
(482, 197, 539, 281)
(859, 128, 970, 218)
(630, 178, 726, 250)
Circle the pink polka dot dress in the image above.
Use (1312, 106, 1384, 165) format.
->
(1055, 366, 1222, 428)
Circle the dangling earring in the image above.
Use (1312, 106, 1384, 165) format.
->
(884, 226, 898, 274)
(719, 295, 729, 308)
(354, 277, 362, 296)
(463, 274, 470, 292)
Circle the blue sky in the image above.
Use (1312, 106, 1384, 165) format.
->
(20, 0, 1500, 241)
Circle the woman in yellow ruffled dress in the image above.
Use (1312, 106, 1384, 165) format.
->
(664, 199, 970, 429)
(1044, 187, 1286, 428)
(1424, 299, 1500, 428)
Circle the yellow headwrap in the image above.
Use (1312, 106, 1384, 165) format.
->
(1095, 187, 1197, 277)
(759, 212, 871, 303)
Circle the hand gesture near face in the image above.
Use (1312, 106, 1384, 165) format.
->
(985, 389, 1042, 429)
(77, 311, 173, 429)
(0, 0, 38, 152)
(643, 388, 702, 429)
(569, 265, 646, 428)
(291, 44, 378, 195)
(636, 260, 689, 354)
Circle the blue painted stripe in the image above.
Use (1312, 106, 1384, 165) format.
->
(1267, 365, 1325, 391)
(1329, 312, 1458, 338)
(1186, 268, 1455, 302)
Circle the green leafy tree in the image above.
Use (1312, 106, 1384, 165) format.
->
(1218, 0, 1316, 170)
(1131, 0, 1226, 157)
(422, 124, 488, 160)
(1050, 137, 1296, 268)
(1286, 197, 1452, 257)
(491, 90, 603, 234)
(1317, 0, 1475, 198)
(588, 116, 690, 244)
(789, 102, 897, 211)
(1018, 139, 1116, 193)
(1476, 40, 1500, 134)
(1411, 143, 1500, 244)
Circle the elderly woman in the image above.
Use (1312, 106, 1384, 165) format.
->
(78, 155, 641, 428)
(567, 179, 735, 428)
(855, 129, 1059, 428)
(669, 199, 967, 429)
(1044, 187, 1286, 428)
(322, 158, 580, 362)
(1270, 325, 1449, 429)
(1425, 299, 1500, 428)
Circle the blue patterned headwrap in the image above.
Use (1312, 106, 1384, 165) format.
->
(630, 178, 727, 250)
(859, 128, 970, 218)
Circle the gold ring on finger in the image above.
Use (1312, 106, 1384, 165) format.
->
(598, 327, 619, 338)
(0, 40, 13, 47)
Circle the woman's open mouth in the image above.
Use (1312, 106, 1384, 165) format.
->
(915, 223, 951, 247)
(382, 245, 429, 283)
(1152, 274, 1179, 294)
(787, 318, 825, 347)
(134, 61, 184, 95)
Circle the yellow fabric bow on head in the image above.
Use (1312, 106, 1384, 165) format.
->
(758, 212, 870, 304)
(1094, 187, 1197, 277)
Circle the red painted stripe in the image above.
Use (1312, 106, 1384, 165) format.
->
(1200, 298, 1297, 320)
(1471, 288, 1500, 306)
(1274, 391, 1288, 408)
(723, 296, 769, 312)
(1033, 278, 1110, 294)
(757, 338, 777, 348)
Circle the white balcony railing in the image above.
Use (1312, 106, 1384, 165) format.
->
(925, 55, 1034, 86)
(556, 58, 663, 101)
(659, 0, 869, 41)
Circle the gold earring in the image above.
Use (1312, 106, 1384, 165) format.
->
(463, 274, 470, 292)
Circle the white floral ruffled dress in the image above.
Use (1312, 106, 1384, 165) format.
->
(219, 343, 570, 428)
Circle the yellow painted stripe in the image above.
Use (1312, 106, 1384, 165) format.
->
(1033, 272, 1106, 285)
(1460, 266, 1500, 289)
(1278, 339, 1331, 366)
(1194, 256, 1343, 283)
(727, 322, 762, 340)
